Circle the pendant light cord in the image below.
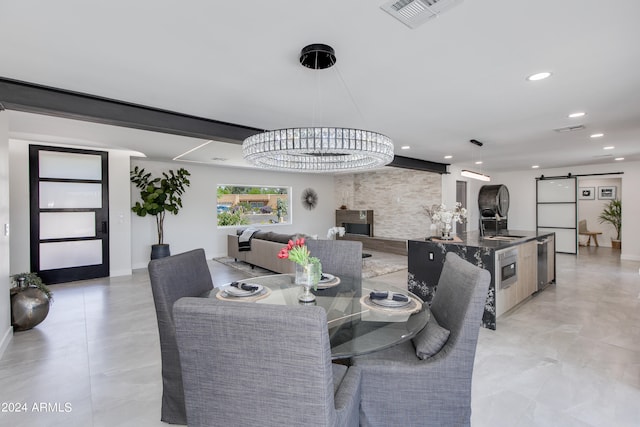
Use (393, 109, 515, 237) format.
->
(333, 63, 369, 129)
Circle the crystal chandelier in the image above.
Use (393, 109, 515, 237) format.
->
(242, 44, 395, 173)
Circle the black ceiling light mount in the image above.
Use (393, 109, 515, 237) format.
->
(470, 139, 484, 147)
(299, 44, 336, 69)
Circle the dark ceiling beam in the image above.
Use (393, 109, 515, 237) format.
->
(1, 77, 450, 174)
(0, 77, 262, 143)
(389, 155, 449, 174)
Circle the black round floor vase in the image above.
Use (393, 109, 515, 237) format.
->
(151, 244, 171, 260)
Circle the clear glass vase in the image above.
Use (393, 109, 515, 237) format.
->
(429, 223, 438, 238)
(295, 262, 320, 303)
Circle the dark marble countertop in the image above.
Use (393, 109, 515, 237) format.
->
(410, 229, 555, 251)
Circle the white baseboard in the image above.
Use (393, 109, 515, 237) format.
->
(110, 269, 133, 277)
(0, 325, 13, 359)
(620, 253, 640, 262)
(210, 251, 228, 259)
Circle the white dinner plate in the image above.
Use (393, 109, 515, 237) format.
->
(223, 283, 263, 297)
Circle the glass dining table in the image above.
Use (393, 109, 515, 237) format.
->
(212, 274, 430, 360)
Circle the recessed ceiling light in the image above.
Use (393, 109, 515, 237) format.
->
(590, 133, 604, 138)
(401, 145, 410, 150)
(527, 71, 552, 81)
(615, 157, 625, 161)
(568, 112, 586, 118)
(475, 161, 483, 165)
(444, 155, 453, 159)
(603, 146, 615, 150)
(531, 165, 540, 169)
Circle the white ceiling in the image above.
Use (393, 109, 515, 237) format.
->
(2, 0, 640, 173)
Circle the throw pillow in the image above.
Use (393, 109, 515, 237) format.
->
(412, 315, 450, 360)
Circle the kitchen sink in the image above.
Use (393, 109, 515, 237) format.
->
(482, 235, 525, 241)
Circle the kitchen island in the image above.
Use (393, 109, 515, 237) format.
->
(408, 230, 555, 329)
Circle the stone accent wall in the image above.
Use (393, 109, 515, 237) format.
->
(334, 168, 441, 239)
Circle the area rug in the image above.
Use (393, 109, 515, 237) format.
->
(361, 259, 407, 278)
(212, 256, 407, 279)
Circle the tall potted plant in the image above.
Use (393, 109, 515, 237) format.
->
(130, 166, 191, 259)
(598, 199, 621, 249)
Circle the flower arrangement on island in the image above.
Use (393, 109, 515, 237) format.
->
(425, 202, 468, 239)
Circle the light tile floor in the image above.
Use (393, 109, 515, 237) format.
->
(0, 247, 638, 426)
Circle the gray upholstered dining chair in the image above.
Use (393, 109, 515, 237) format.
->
(173, 297, 362, 427)
(148, 248, 214, 425)
(352, 252, 491, 427)
(306, 239, 363, 280)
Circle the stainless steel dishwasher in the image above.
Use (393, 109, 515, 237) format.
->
(537, 237, 549, 291)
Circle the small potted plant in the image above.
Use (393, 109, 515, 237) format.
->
(10, 272, 53, 331)
(598, 199, 621, 249)
(130, 166, 191, 259)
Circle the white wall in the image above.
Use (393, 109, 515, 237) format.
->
(108, 150, 133, 276)
(7, 141, 28, 275)
(492, 162, 640, 261)
(0, 112, 12, 357)
(9, 140, 134, 276)
(443, 165, 492, 233)
(577, 177, 622, 246)
(130, 159, 336, 269)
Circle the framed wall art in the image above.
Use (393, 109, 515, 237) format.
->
(578, 187, 595, 200)
(598, 186, 616, 200)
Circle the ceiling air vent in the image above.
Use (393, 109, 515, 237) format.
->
(553, 125, 586, 133)
(381, 0, 464, 29)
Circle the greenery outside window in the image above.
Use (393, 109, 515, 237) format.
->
(217, 185, 291, 227)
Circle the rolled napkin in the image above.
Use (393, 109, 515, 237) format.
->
(369, 290, 409, 302)
(230, 281, 259, 292)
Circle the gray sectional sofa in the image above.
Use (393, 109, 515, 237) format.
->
(227, 230, 305, 274)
